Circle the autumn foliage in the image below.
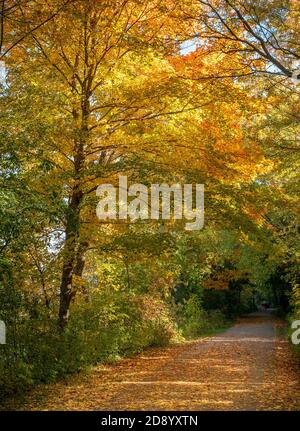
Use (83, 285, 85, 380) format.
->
(0, 0, 299, 405)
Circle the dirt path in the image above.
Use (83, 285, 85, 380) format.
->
(10, 312, 300, 410)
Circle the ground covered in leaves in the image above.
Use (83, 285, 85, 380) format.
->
(5, 312, 300, 411)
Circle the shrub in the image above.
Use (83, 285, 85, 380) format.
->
(176, 294, 228, 339)
(0, 289, 178, 404)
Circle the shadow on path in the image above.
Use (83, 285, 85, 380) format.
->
(10, 311, 300, 411)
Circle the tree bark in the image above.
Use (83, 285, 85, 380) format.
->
(58, 186, 83, 330)
(58, 6, 95, 329)
(58, 91, 91, 329)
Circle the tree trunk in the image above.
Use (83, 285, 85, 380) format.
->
(58, 186, 83, 330)
(58, 10, 93, 329)
(58, 95, 91, 329)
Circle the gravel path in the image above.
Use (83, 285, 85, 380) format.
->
(8, 311, 300, 411)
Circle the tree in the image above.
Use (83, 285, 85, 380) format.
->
(1, 0, 286, 332)
(179, 0, 300, 80)
(0, 0, 73, 58)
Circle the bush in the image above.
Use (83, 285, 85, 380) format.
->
(176, 294, 229, 339)
(0, 289, 178, 404)
(0, 287, 230, 405)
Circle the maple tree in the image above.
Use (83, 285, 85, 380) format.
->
(2, 0, 270, 328)
(0, 0, 299, 405)
(177, 0, 300, 79)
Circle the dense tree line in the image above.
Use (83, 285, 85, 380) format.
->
(0, 0, 299, 401)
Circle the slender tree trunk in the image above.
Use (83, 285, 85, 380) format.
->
(74, 241, 90, 301)
(58, 186, 83, 329)
(74, 242, 88, 277)
(58, 5, 95, 329)
(58, 88, 91, 329)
